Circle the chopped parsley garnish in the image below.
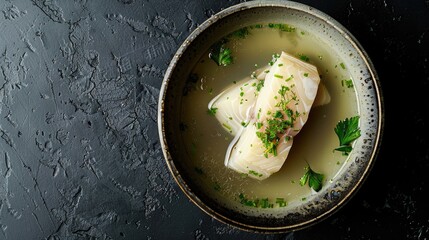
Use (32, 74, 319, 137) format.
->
(274, 74, 283, 79)
(209, 43, 233, 66)
(256, 79, 264, 92)
(238, 194, 275, 208)
(256, 122, 263, 129)
(303, 73, 309, 77)
(268, 53, 281, 66)
(207, 107, 218, 116)
(255, 84, 299, 157)
(222, 123, 232, 132)
(241, 121, 249, 127)
(298, 54, 310, 62)
(344, 79, 354, 88)
(334, 116, 361, 155)
(300, 164, 324, 192)
(248, 170, 263, 177)
(285, 75, 294, 82)
(268, 23, 296, 32)
(278, 63, 284, 67)
(239, 193, 257, 207)
(340, 62, 346, 69)
(240, 91, 244, 97)
(259, 198, 273, 208)
(276, 198, 287, 207)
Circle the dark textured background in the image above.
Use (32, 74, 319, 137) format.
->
(0, 0, 428, 239)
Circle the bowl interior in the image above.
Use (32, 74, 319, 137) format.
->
(159, 1, 382, 232)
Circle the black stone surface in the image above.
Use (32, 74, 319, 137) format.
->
(0, 0, 428, 239)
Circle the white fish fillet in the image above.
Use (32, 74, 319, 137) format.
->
(209, 67, 330, 137)
(217, 52, 322, 180)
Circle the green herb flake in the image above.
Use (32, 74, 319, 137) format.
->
(340, 62, 346, 69)
(207, 107, 218, 116)
(208, 88, 213, 94)
(264, 70, 270, 73)
(256, 80, 264, 92)
(240, 91, 244, 97)
(276, 198, 287, 207)
(268, 23, 296, 32)
(256, 122, 263, 129)
(303, 73, 309, 77)
(274, 74, 283, 79)
(260, 198, 273, 208)
(285, 75, 294, 82)
(300, 164, 324, 192)
(238, 193, 258, 207)
(334, 116, 361, 155)
(344, 79, 354, 88)
(278, 63, 284, 67)
(248, 170, 263, 177)
(298, 54, 310, 62)
(209, 43, 233, 66)
(222, 123, 232, 131)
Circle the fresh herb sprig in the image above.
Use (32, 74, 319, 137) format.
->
(207, 107, 218, 116)
(334, 116, 361, 155)
(300, 164, 324, 192)
(209, 43, 233, 66)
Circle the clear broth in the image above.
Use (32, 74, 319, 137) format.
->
(180, 25, 358, 215)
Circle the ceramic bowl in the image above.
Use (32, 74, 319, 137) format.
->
(158, 0, 383, 232)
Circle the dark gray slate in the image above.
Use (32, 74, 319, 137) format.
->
(0, 0, 428, 239)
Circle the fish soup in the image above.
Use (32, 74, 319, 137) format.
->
(179, 23, 359, 216)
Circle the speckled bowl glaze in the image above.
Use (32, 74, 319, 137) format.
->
(158, 1, 383, 233)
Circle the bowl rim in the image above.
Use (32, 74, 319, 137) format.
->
(158, 0, 384, 233)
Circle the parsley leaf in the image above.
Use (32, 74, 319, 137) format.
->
(300, 164, 324, 192)
(207, 107, 218, 116)
(334, 116, 361, 155)
(298, 54, 310, 62)
(209, 43, 233, 66)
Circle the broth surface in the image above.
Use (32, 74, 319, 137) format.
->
(180, 24, 359, 214)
